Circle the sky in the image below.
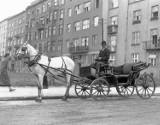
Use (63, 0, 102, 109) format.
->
(0, 0, 35, 22)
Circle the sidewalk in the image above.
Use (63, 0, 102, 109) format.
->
(0, 86, 159, 101)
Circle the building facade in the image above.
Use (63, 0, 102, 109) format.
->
(6, 11, 26, 71)
(108, 0, 160, 79)
(0, 0, 160, 80)
(25, 0, 65, 57)
(0, 19, 8, 57)
(63, 0, 109, 75)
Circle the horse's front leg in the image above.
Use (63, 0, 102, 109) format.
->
(35, 74, 43, 102)
(63, 74, 72, 101)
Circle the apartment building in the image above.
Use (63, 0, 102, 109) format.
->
(63, 0, 109, 75)
(0, 19, 7, 57)
(26, 0, 65, 57)
(6, 11, 26, 71)
(108, 0, 160, 79)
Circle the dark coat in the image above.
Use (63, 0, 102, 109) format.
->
(98, 48, 110, 63)
(0, 58, 11, 86)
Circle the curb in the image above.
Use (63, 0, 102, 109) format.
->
(1, 93, 160, 101)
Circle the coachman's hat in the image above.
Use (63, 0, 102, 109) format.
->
(101, 41, 107, 45)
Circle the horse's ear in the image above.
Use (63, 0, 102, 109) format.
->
(24, 41, 28, 46)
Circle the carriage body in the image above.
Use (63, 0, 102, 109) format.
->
(75, 62, 156, 100)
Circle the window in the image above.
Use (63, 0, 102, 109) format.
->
(110, 36, 117, 52)
(37, 7, 40, 15)
(45, 29, 48, 38)
(132, 31, 140, 44)
(151, 6, 158, 20)
(58, 41, 62, 51)
(133, 10, 141, 24)
(40, 30, 44, 39)
(111, 0, 118, 8)
(35, 31, 38, 40)
(81, 37, 89, 46)
(151, 29, 158, 47)
(40, 17, 45, 24)
(109, 54, 116, 65)
(84, 2, 90, 12)
(59, 25, 63, 35)
(110, 16, 118, 25)
(93, 16, 99, 27)
(47, 1, 51, 10)
(60, 0, 64, 5)
(92, 35, 98, 46)
(47, 41, 51, 52)
(91, 54, 97, 63)
(83, 19, 90, 29)
(95, 0, 99, 8)
(39, 44, 42, 53)
(42, 4, 45, 12)
(60, 9, 64, 19)
(66, 40, 70, 48)
(44, 43, 47, 53)
(53, 11, 57, 20)
(149, 53, 156, 66)
(132, 53, 139, 62)
(48, 26, 51, 36)
(67, 24, 71, 33)
(27, 33, 30, 41)
(68, 8, 72, 17)
(54, 0, 58, 6)
(75, 4, 83, 15)
(53, 26, 56, 35)
(74, 21, 81, 31)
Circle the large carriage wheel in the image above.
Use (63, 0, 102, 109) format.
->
(135, 73, 155, 99)
(75, 81, 90, 99)
(90, 78, 110, 101)
(116, 83, 135, 98)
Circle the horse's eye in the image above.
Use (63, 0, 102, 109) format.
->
(21, 47, 26, 51)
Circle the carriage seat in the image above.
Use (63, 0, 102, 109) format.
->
(113, 62, 144, 75)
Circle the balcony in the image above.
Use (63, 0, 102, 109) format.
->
(132, 20, 141, 25)
(108, 25, 118, 34)
(69, 46, 89, 54)
(14, 34, 20, 39)
(7, 36, 13, 41)
(36, 23, 45, 30)
(145, 40, 160, 51)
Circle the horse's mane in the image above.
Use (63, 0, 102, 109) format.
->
(26, 44, 38, 54)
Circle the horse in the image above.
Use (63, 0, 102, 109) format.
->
(16, 41, 75, 102)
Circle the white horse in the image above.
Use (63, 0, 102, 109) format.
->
(16, 42, 75, 102)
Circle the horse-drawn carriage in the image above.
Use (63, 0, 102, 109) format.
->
(75, 61, 156, 101)
(16, 42, 156, 102)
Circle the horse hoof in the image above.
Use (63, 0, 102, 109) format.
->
(35, 98, 42, 103)
(62, 97, 67, 101)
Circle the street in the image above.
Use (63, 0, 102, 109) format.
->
(0, 96, 160, 125)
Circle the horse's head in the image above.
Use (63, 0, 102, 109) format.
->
(16, 41, 29, 59)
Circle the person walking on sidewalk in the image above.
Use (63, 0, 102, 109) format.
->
(0, 53, 16, 92)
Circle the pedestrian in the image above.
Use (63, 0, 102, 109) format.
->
(94, 41, 110, 76)
(0, 53, 16, 92)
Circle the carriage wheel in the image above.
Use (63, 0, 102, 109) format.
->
(75, 81, 90, 99)
(90, 78, 110, 101)
(135, 73, 155, 99)
(116, 83, 134, 98)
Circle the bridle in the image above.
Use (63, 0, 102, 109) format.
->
(17, 45, 41, 67)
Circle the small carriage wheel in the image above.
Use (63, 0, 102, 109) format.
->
(75, 81, 91, 99)
(90, 78, 110, 101)
(135, 73, 156, 99)
(116, 83, 135, 98)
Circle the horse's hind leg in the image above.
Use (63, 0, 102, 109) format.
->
(62, 74, 72, 101)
